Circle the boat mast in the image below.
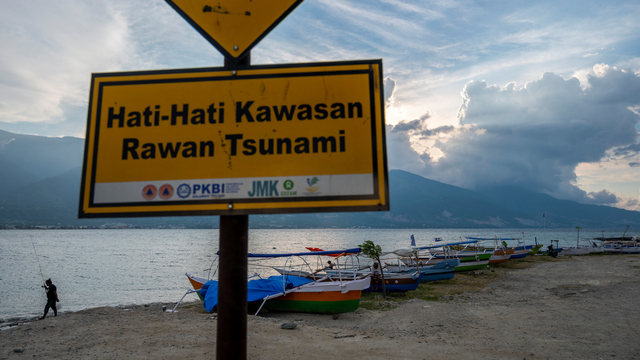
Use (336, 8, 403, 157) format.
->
(543, 213, 546, 245)
(575, 226, 581, 247)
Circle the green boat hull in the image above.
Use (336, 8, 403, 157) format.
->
(454, 261, 489, 272)
(528, 244, 544, 255)
(459, 253, 492, 262)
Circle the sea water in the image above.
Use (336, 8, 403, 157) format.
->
(0, 228, 630, 322)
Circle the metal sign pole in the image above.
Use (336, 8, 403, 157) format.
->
(216, 214, 249, 359)
(216, 53, 251, 360)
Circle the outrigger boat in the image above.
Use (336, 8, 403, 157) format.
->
(407, 239, 486, 273)
(387, 259, 459, 282)
(364, 271, 423, 292)
(183, 248, 370, 315)
(465, 236, 519, 264)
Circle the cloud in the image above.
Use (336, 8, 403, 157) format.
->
(584, 189, 618, 205)
(384, 77, 397, 107)
(0, 1, 220, 133)
(387, 64, 640, 207)
(420, 125, 455, 137)
(616, 196, 640, 212)
(614, 142, 640, 157)
(0, 2, 132, 124)
(1, 138, 15, 150)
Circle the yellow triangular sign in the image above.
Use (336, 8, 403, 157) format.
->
(166, 0, 304, 64)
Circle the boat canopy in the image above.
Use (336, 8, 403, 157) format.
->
(215, 247, 362, 258)
(381, 247, 414, 257)
(415, 240, 478, 250)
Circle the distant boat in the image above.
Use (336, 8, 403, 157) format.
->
(363, 271, 423, 292)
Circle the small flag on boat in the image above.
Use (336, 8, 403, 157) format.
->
(435, 237, 442, 242)
(410, 235, 416, 247)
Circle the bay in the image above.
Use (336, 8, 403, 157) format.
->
(0, 228, 626, 322)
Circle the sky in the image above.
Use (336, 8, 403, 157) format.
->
(1, 0, 639, 211)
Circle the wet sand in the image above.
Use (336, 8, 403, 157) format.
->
(2, 255, 640, 359)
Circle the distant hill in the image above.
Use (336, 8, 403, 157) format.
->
(0, 129, 84, 182)
(0, 129, 639, 228)
(479, 186, 640, 228)
(0, 154, 37, 195)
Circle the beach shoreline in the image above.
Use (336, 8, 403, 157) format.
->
(2, 255, 640, 359)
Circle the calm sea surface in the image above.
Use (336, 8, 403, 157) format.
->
(0, 228, 631, 322)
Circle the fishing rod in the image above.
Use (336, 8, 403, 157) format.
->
(30, 235, 47, 294)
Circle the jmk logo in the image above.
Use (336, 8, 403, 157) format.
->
(248, 181, 279, 197)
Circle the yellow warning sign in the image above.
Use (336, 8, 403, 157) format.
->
(166, 0, 304, 63)
(79, 60, 389, 217)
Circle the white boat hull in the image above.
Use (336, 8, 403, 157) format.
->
(561, 247, 591, 256)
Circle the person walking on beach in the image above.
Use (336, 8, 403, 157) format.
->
(41, 278, 59, 319)
(371, 262, 382, 291)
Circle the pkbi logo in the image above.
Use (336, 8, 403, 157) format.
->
(177, 183, 225, 199)
(192, 184, 225, 195)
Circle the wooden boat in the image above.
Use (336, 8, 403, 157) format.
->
(588, 245, 604, 254)
(508, 246, 528, 259)
(186, 247, 370, 314)
(488, 248, 512, 264)
(431, 251, 492, 262)
(602, 244, 640, 254)
(186, 272, 370, 314)
(560, 246, 591, 256)
(363, 271, 423, 292)
(526, 244, 544, 255)
(453, 259, 489, 272)
(387, 259, 459, 282)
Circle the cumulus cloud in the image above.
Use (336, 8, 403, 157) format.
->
(387, 64, 640, 207)
(384, 77, 396, 107)
(0, 0, 219, 133)
(584, 189, 619, 205)
(0, 2, 133, 124)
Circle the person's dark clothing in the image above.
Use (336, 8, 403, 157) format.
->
(42, 283, 58, 318)
(46, 284, 57, 301)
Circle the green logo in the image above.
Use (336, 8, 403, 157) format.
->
(307, 177, 319, 187)
(283, 179, 294, 190)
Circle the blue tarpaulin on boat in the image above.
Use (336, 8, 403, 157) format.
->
(201, 275, 314, 312)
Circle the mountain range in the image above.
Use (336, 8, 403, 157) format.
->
(1, 129, 639, 229)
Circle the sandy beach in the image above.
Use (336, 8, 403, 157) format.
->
(2, 255, 640, 359)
